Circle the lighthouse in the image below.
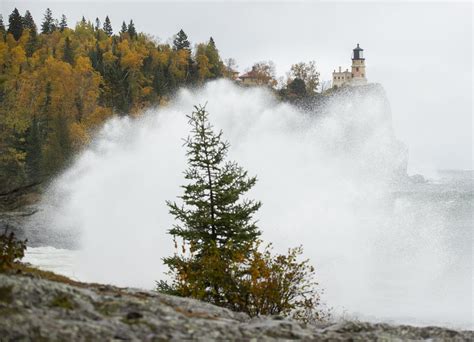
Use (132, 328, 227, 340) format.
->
(350, 43, 367, 85)
(332, 44, 368, 88)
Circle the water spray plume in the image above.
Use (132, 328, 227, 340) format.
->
(27, 80, 472, 328)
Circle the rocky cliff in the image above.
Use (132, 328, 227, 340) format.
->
(0, 272, 472, 341)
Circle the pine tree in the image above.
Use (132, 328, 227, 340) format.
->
(63, 36, 74, 65)
(206, 37, 223, 78)
(209, 36, 216, 48)
(127, 20, 136, 38)
(162, 105, 261, 304)
(173, 29, 190, 50)
(120, 21, 127, 34)
(59, 14, 67, 32)
(103, 16, 113, 36)
(41, 8, 54, 34)
(95, 17, 100, 31)
(7, 8, 23, 41)
(22, 10, 37, 35)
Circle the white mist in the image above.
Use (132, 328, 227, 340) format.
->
(28, 80, 472, 328)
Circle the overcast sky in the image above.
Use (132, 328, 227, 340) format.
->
(2, 1, 473, 174)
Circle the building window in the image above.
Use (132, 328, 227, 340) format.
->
(362, 73, 364, 77)
(356, 67, 359, 72)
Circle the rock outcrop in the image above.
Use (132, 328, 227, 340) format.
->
(0, 273, 472, 341)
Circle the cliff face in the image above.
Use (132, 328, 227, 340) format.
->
(0, 273, 472, 341)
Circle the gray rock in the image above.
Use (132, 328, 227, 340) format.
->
(0, 273, 472, 341)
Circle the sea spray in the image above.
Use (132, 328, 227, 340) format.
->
(27, 80, 472, 328)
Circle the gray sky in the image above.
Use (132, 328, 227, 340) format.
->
(2, 1, 473, 174)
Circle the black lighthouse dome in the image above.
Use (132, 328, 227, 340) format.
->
(352, 43, 364, 60)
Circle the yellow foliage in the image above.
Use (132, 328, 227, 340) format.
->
(69, 122, 89, 150)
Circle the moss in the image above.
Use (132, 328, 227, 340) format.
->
(94, 301, 121, 316)
(50, 293, 76, 310)
(0, 285, 13, 303)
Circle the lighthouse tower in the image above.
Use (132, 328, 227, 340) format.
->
(350, 43, 367, 85)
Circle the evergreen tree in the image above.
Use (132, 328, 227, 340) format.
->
(206, 37, 223, 78)
(288, 78, 307, 98)
(95, 17, 100, 31)
(59, 14, 67, 32)
(127, 19, 136, 38)
(22, 10, 37, 35)
(41, 8, 54, 34)
(120, 21, 127, 34)
(63, 36, 74, 65)
(162, 105, 261, 304)
(209, 36, 216, 48)
(7, 8, 23, 41)
(103, 16, 113, 36)
(173, 29, 190, 50)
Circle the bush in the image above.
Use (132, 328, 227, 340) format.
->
(0, 229, 27, 272)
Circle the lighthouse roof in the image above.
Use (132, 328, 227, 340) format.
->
(353, 43, 363, 51)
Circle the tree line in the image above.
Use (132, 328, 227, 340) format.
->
(0, 8, 230, 193)
(0, 8, 323, 194)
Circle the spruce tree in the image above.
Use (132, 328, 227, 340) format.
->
(127, 20, 136, 38)
(95, 17, 100, 31)
(173, 29, 190, 50)
(103, 16, 113, 36)
(22, 10, 37, 35)
(120, 21, 127, 34)
(7, 8, 23, 41)
(41, 8, 54, 34)
(59, 14, 67, 32)
(206, 37, 223, 78)
(23, 11, 38, 57)
(161, 105, 261, 304)
(63, 36, 74, 65)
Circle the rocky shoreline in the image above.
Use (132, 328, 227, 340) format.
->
(0, 272, 472, 341)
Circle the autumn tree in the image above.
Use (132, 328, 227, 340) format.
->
(103, 16, 113, 36)
(249, 61, 278, 88)
(7, 8, 23, 41)
(0, 15, 5, 38)
(41, 8, 54, 34)
(288, 61, 320, 95)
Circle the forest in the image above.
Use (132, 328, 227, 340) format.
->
(0, 7, 321, 194)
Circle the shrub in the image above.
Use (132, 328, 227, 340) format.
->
(0, 229, 27, 272)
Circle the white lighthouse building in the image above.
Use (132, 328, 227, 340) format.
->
(332, 44, 367, 88)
